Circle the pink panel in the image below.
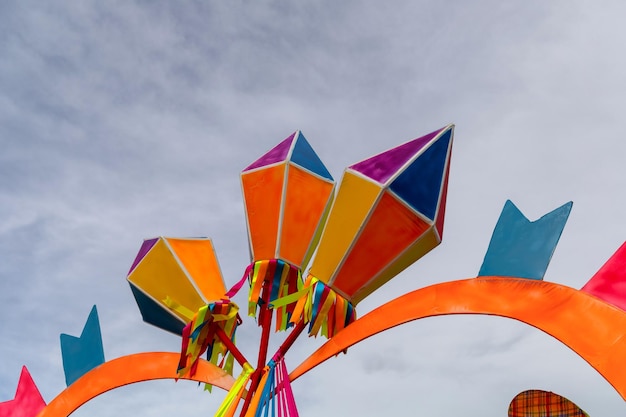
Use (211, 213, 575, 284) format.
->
(0, 366, 46, 417)
(582, 241, 626, 311)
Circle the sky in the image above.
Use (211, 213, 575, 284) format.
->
(1, 1, 626, 415)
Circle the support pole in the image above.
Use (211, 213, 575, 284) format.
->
(271, 320, 306, 363)
(214, 326, 249, 368)
(240, 278, 273, 416)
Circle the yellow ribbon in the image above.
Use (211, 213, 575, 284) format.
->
(163, 296, 195, 321)
(214, 363, 254, 417)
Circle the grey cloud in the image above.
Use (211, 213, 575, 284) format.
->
(2, 1, 626, 416)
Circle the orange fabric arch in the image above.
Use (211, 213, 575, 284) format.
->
(290, 277, 626, 400)
(38, 352, 236, 417)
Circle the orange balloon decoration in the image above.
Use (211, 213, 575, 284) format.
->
(37, 352, 236, 417)
(290, 276, 626, 401)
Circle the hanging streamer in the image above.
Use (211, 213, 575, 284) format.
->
(167, 298, 241, 380)
(246, 259, 303, 331)
(289, 275, 356, 338)
(275, 358, 299, 416)
(244, 357, 299, 417)
(214, 363, 254, 417)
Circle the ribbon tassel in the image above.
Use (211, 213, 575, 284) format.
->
(243, 358, 299, 417)
(247, 260, 303, 331)
(166, 298, 241, 381)
(289, 276, 356, 339)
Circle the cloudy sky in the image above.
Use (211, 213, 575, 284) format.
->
(2, 1, 626, 415)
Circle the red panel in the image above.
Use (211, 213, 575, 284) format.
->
(331, 192, 429, 299)
(434, 153, 451, 239)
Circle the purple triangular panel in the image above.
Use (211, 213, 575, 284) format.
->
(128, 238, 159, 275)
(349, 127, 445, 184)
(244, 132, 296, 171)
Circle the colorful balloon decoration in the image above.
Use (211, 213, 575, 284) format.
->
(126, 237, 242, 378)
(7, 124, 626, 416)
(509, 390, 589, 416)
(291, 125, 453, 338)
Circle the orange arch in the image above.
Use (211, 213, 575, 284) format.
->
(290, 277, 626, 400)
(38, 352, 236, 417)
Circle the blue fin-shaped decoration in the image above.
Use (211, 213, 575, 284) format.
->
(60, 305, 105, 386)
(478, 200, 573, 280)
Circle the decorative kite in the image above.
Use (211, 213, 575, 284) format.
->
(240, 130, 335, 333)
(290, 125, 453, 339)
(60, 305, 105, 386)
(127, 237, 243, 378)
(8, 125, 626, 416)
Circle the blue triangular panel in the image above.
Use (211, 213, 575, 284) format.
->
(290, 131, 333, 180)
(129, 284, 185, 335)
(389, 129, 451, 220)
(478, 200, 573, 280)
(60, 305, 105, 386)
